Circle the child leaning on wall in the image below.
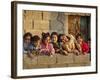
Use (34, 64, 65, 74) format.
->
(31, 35, 41, 55)
(61, 34, 80, 55)
(23, 32, 33, 58)
(76, 33, 89, 55)
(51, 32, 61, 53)
(40, 32, 55, 56)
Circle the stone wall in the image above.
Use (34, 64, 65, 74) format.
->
(23, 10, 90, 37)
(23, 54, 90, 69)
(23, 10, 69, 36)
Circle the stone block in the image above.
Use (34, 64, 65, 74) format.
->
(37, 55, 56, 64)
(23, 54, 38, 69)
(30, 64, 49, 69)
(25, 10, 42, 20)
(34, 20, 49, 30)
(56, 54, 74, 64)
(32, 11, 42, 20)
(23, 18, 33, 30)
(49, 63, 67, 68)
(74, 54, 90, 63)
(24, 10, 33, 19)
(67, 63, 85, 67)
(43, 12, 51, 20)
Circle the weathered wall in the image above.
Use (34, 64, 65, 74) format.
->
(23, 10, 90, 37)
(23, 54, 90, 69)
(68, 15, 80, 37)
(23, 10, 68, 36)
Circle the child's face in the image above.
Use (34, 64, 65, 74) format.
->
(44, 37, 50, 44)
(52, 35, 58, 43)
(66, 37, 70, 42)
(62, 35, 67, 43)
(33, 40, 40, 47)
(77, 36, 83, 43)
(24, 36, 31, 44)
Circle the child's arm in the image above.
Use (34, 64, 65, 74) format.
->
(72, 43, 75, 49)
(65, 45, 72, 53)
(50, 44, 55, 55)
(75, 43, 82, 52)
(39, 49, 49, 53)
(26, 50, 34, 59)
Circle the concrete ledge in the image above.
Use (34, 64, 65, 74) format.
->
(23, 54, 38, 69)
(37, 55, 56, 64)
(56, 54, 74, 64)
(48, 63, 67, 68)
(74, 54, 90, 63)
(23, 53, 91, 69)
(67, 63, 90, 67)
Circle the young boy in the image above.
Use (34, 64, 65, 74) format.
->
(31, 35, 41, 55)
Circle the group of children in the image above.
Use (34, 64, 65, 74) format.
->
(23, 32, 90, 58)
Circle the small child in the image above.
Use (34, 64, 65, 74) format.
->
(40, 32, 55, 56)
(31, 35, 41, 55)
(59, 34, 69, 55)
(61, 34, 80, 55)
(76, 34, 89, 55)
(23, 32, 33, 58)
(68, 34, 80, 55)
(51, 32, 60, 53)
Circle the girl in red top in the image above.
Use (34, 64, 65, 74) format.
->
(76, 34, 89, 55)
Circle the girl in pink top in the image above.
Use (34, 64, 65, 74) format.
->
(40, 32, 55, 56)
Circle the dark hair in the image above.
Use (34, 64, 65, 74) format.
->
(41, 32, 50, 42)
(23, 32, 32, 39)
(31, 35, 40, 42)
(58, 34, 64, 42)
(51, 32, 58, 38)
(66, 36, 70, 40)
(76, 33, 82, 40)
(88, 38, 91, 41)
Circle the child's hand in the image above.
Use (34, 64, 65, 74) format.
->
(63, 50, 68, 55)
(27, 53, 34, 59)
(56, 49, 60, 52)
(83, 52, 87, 55)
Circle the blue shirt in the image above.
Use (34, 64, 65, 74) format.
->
(23, 42, 33, 54)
